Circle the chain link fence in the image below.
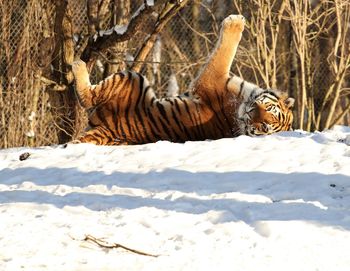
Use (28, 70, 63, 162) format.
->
(1, 0, 349, 148)
(0, 0, 57, 148)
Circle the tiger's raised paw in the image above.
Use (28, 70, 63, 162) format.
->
(72, 59, 87, 75)
(222, 14, 245, 32)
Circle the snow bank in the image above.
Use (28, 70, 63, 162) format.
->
(1, 127, 350, 270)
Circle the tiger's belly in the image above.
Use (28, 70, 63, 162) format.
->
(87, 99, 239, 144)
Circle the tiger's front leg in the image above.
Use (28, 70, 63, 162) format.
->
(71, 60, 94, 108)
(193, 15, 245, 102)
(72, 60, 126, 109)
(75, 127, 128, 146)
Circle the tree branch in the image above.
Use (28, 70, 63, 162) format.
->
(82, 234, 160, 258)
(331, 99, 350, 127)
(87, 0, 99, 35)
(131, 0, 190, 72)
(39, 76, 67, 91)
(81, 0, 165, 67)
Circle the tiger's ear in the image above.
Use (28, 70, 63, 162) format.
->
(284, 97, 295, 109)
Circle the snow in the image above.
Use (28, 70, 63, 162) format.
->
(25, 130, 35, 138)
(125, 52, 134, 63)
(152, 37, 162, 75)
(167, 74, 179, 97)
(113, 25, 127, 35)
(95, 59, 105, 74)
(146, 0, 154, 6)
(1, 126, 350, 270)
(28, 111, 36, 121)
(132, 3, 145, 20)
(93, 25, 128, 41)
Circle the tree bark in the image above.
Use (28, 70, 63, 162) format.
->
(105, 0, 130, 75)
(52, 0, 77, 143)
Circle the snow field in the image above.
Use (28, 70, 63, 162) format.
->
(1, 126, 350, 270)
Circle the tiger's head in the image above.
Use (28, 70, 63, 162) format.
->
(238, 89, 294, 136)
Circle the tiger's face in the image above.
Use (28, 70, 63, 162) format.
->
(238, 90, 294, 136)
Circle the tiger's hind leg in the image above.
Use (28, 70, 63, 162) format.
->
(192, 15, 245, 101)
(72, 60, 125, 109)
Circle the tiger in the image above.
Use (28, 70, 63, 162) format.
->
(71, 15, 294, 145)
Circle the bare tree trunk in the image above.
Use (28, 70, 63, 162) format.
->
(289, 36, 299, 128)
(52, 0, 77, 143)
(286, 0, 309, 130)
(323, 0, 350, 129)
(87, 0, 99, 35)
(0, 78, 6, 148)
(105, 0, 130, 76)
(191, 1, 201, 58)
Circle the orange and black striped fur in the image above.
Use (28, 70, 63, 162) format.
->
(72, 15, 294, 145)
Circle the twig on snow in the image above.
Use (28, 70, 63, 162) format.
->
(81, 234, 160, 258)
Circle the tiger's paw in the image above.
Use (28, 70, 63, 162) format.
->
(72, 59, 87, 75)
(68, 139, 82, 144)
(222, 14, 245, 33)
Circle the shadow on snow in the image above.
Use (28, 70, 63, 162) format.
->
(0, 167, 349, 230)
